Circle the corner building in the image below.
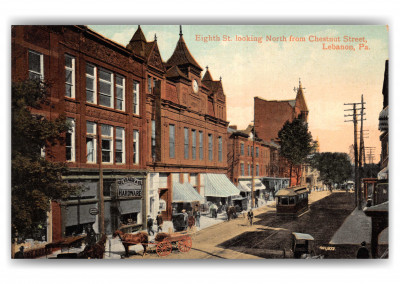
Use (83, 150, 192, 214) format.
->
(127, 26, 237, 221)
(254, 81, 309, 186)
(12, 26, 148, 240)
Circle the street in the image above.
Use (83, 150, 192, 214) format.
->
(121, 190, 364, 259)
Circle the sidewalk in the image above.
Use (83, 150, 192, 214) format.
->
(330, 206, 388, 245)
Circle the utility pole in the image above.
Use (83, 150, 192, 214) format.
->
(344, 99, 365, 210)
(365, 147, 376, 164)
(97, 123, 105, 235)
(358, 95, 366, 209)
(251, 121, 255, 209)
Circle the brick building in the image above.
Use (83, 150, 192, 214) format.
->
(12, 25, 148, 240)
(254, 81, 309, 186)
(128, 26, 238, 221)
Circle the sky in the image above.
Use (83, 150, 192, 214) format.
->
(90, 25, 388, 158)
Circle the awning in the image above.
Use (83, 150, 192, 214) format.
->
(119, 199, 142, 215)
(238, 179, 266, 192)
(378, 167, 388, 180)
(204, 174, 240, 197)
(292, 232, 314, 241)
(65, 203, 97, 227)
(173, 182, 204, 203)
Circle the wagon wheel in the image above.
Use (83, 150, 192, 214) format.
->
(156, 240, 172, 257)
(178, 236, 192, 253)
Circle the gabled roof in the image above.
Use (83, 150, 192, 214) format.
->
(202, 68, 213, 82)
(126, 25, 147, 57)
(166, 66, 188, 79)
(166, 29, 202, 70)
(202, 67, 224, 94)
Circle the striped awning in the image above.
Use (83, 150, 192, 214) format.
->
(204, 174, 240, 197)
(173, 182, 204, 203)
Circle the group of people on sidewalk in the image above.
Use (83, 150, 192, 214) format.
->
(146, 211, 164, 236)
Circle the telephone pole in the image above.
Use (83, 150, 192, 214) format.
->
(344, 97, 366, 210)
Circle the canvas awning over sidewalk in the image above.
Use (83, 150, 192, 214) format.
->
(238, 179, 266, 192)
(173, 182, 204, 203)
(204, 174, 240, 197)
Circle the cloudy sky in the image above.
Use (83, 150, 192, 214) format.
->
(90, 25, 388, 158)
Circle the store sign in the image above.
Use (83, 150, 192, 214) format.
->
(89, 208, 99, 215)
(117, 177, 143, 197)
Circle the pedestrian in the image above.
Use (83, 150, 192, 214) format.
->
(14, 246, 25, 259)
(147, 215, 155, 236)
(156, 211, 163, 233)
(356, 241, 370, 259)
(255, 197, 258, 208)
(194, 205, 201, 228)
(247, 209, 254, 226)
(182, 209, 188, 231)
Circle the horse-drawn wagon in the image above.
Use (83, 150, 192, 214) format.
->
(113, 230, 192, 258)
(152, 231, 192, 257)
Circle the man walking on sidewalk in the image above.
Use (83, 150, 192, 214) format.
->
(156, 212, 163, 233)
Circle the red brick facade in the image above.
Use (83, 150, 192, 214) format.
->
(253, 84, 309, 186)
(227, 126, 271, 185)
(127, 27, 229, 220)
(12, 25, 149, 239)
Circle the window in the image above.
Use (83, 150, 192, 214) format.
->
(116, 127, 125, 164)
(101, 124, 113, 163)
(65, 55, 75, 98)
(218, 136, 222, 162)
(199, 131, 203, 160)
(192, 130, 196, 160)
(151, 120, 156, 161)
(184, 128, 189, 159)
(248, 163, 251, 176)
(251, 146, 254, 157)
(133, 130, 139, 164)
(115, 75, 125, 111)
(240, 143, 244, 156)
(133, 81, 140, 115)
(208, 134, 213, 161)
(66, 118, 75, 162)
(240, 163, 244, 176)
(148, 76, 152, 93)
(99, 69, 113, 108)
(256, 164, 259, 176)
(169, 125, 175, 158)
(256, 147, 259, 157)
(86, 64, 96, 104)
(248, 145, 250, 156)
(28, 50, 43, 80)
(86, 121, 97, 163)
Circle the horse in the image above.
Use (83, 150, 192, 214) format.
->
(78, 234, 107, 259)
(112, 230, 148, 257)
(227, 206, 237, 221)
